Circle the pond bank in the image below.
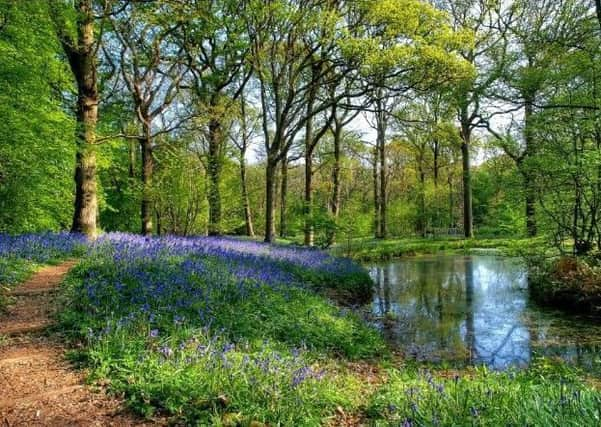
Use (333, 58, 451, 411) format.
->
(331, 236, 542, 262)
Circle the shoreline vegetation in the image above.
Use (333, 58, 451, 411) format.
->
(529, 256, 601, 317)
(1, 233, 601, 425)
(330, 236, 545, 261)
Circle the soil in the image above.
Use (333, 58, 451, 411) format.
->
(0, 261, 163, 426)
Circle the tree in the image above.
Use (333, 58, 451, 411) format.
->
(326, 83, 361, 245)
(524, 1, 601, 253)
(489, 0, 593, 237)
(108, 3, 188, 235)
(230, 91, 258, 237)
(439, 0, 508, 238)
(247, 0, 343, 242)
(177, 0, 250, 236)
(51, 0, 101, 238)
(342, 0, 473, 239)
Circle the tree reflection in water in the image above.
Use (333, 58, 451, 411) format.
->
(368, 255, 601, 372)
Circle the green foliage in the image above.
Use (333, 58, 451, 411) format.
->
(367, 364, 601, 426)
(0, 257, 36, 287)
(343, 0, 474, 85)
(0, 0, 74, 232)
(472, 156, 525, 236)
(333, 236, 543, 261)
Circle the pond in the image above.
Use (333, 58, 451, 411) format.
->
(366, 255, 601, 372)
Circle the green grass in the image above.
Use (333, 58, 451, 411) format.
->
(368, 362, 601, 426)
(0, 257, 38, 284)
(331, 236, 545, 261)
(0, 257, 38, 311)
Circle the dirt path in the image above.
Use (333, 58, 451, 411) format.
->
(0, 261, 159, 426)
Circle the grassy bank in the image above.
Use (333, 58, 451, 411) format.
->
(331, 236, 544, 261)
(45, 233, 600, 425)
(58, 234, 383, 424)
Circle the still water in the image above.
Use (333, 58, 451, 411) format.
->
(366, 255, 601, 371)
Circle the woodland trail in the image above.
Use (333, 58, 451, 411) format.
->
(0, 261, 160, 426)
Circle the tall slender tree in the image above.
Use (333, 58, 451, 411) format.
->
(440, 0, 508, 238)
(177, 0, 250, 236)
(247, 0, 343, 242)
(108, 3, 188, 235)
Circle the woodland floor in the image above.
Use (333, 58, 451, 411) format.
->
(0, 261, 160, 426)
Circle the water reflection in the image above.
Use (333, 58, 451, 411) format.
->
(368, 255, 601, 371)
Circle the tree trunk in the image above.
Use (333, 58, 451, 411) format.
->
(207, 119, 223, 236)
(373, 149, 380, 239)
(303, 76, 318, 247)
(327, 121, 342, 245)
(448, 174, 455, 229)
(128, 139, 136, 178)
(433, 139, 440, 188)
(264, 159, 277, 243)
(418, 165, 426, 238)
(63, 0, 98, 238)
(377, 113, 387, 239)
(460, 119, 474, 238)
(304, 147, 314, 246)
(140, 123, 153, 236)
(240, 154, 254, 237)
(71, 113, 98, 237)
(596, 0, 601, 32)
(523, 95, 537, 237)
(155, 209, 162, 236)
(279, 157, 288, 238)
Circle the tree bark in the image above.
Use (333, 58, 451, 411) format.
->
(373, 148, 380, 239)
(327, 120, 343, 245)
(239, 153, 254, 237)
(377, 111, 387, 239)
(460, 122, 474, 238)
(418, 163, 426, 237)
(128, 139, 136, 178)
(303, 71, 319, 247)
(140, 123, 153, 236)
(448, 174, 455, 229)
(207, 118, 223, 236)
(433, 139, 440, 188)
(264, 158, 277, 243)
(238, 96, 254, 237)
(279, 157, 288, 238)
(62, 0, 98, 238)
(155, 209, 162, 236)
(596, 0, 601, 32)
(304, 145, 314, 245)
